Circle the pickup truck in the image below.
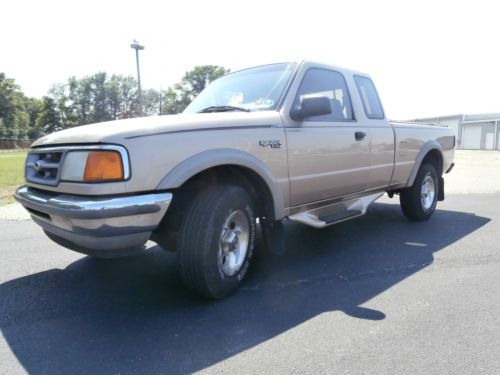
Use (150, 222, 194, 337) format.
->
(15, 61, 455, 298)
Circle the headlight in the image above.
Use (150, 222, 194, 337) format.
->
(61, 150, 125, 182)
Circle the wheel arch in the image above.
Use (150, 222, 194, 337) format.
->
(156, 148, 286, 220)
(407, 141, 444, 187)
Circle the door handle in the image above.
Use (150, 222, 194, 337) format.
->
(355, 131, 367, 141)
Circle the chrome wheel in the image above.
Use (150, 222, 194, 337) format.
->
(219, 209, 250, 276)
(421, 174, 436, 210)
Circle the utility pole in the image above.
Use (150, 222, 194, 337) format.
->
(130, 40, 144, 115)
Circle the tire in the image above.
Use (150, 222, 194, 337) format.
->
(177, 184, 256, 299)
(400, 163, 439, 221)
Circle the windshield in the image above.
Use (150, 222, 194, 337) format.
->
(183, 63, 296, 113)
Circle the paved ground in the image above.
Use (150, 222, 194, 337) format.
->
(0, 151, 499, 374)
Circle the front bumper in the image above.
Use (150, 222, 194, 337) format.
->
(14, 186, 172, 257)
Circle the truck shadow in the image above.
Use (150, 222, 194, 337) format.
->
(0, 202, 490, 374)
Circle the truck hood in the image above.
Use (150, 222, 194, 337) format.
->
(32, 111, 282, 147)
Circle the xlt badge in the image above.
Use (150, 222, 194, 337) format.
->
(259, 140, 282, 149)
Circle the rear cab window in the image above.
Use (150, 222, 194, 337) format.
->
(354, 75, 385, 119)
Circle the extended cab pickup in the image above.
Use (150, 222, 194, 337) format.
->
(15, 61, 455, 298)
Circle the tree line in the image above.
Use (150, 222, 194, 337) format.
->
(0, 65, 229, 139)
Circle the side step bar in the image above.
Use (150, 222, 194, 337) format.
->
(320, 210, 362, 224)
(288, 192, 383, 228)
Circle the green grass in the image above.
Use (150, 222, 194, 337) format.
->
(0, 152, 27, 205)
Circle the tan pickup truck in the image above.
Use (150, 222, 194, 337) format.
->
(15, 61, 455, 298)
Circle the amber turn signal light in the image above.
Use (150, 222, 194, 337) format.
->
(83, 151, 124, 181)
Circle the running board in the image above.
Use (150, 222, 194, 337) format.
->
(320, 210, 362, 224)
(288, 192, 384, 228)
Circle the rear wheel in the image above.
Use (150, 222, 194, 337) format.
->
(400, 163, 439, 221)
(177, 184, 256, 299)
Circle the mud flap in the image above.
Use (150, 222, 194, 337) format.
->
(438, 176, 445, 201)
(261, 219, 286, 256)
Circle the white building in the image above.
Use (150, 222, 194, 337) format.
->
(411, 113, 500, 150)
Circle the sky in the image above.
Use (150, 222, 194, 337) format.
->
(1, 0, 498, 120)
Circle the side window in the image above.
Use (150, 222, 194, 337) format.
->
(294, 68, 354, 122)
(354, 75, 384, 119)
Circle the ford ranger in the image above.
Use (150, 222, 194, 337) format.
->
(14, 61, 455, 298)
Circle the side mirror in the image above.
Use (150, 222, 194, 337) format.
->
(290, 96, 332, 121)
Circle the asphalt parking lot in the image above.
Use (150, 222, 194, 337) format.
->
(1, 150, 499, 374)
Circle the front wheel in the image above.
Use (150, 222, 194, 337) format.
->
(177, 185, 256, 299)
(400, 163, 439, 221)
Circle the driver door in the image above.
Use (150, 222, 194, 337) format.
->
(284, 68, 371, 206)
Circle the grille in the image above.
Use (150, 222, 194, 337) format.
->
(26, 150, 64, 186)
(25, 145, 130, 186)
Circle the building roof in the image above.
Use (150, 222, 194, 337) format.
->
(410, 114, 462, 122)
(410, 113, 500, 123)
(462, 119, 500, 124)
(463, 113, 500, 122)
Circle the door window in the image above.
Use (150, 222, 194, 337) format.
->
(294, 68, 354, 121)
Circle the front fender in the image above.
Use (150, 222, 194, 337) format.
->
(156, 148, 287, 219)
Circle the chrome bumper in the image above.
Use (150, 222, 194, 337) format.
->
(14, 186, 172, 257)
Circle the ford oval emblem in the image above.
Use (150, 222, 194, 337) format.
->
(33, 161, 42, 171)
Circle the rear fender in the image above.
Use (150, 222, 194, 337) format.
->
(407, 141, 444, 187)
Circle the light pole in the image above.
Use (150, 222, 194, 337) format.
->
(130, 40, 144, 115)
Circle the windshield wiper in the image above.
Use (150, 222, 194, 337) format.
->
(198, 105, 250, 113)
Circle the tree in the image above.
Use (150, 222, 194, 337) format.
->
(48, 83, 77, 129)
(36, 97, 62, 135)
(46, 73, 141, 128)
(161, 65, 229, 114)
(0, 118, 5, 138)
(113, 75, 139, 118)
(160, 87, 185, 115)
(142, 88, 161, 116)
(179, 65, 229, 100)
(104, 75, 124, 120)
(24, 97, 42, 138)
(90, 72, 110, 123)
(0, 64, 230, 139)
(0, 73, 31, 138)
(68, 75, 92, 125)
